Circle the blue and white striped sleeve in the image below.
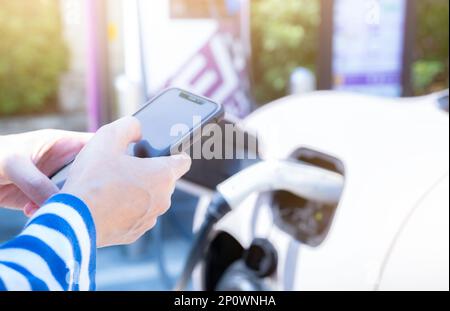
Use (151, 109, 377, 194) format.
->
(0, 193, 96, 291)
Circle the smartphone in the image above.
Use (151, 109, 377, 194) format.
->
(51, 88, 224, 188)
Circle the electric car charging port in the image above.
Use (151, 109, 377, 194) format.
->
(271, 148, 345, 247)
(188, 148, 345, 291)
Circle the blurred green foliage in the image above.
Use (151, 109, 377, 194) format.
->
(412, 0, 449, 95)
(251, 0, 449, 104)
(0, 0, 447, 115)
(251, 0, 320, 104)
(0, 0, 68, 116)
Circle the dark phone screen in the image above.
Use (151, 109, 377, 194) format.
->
(134, 89, 219, 155)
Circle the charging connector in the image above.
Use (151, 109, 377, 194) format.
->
(174, 193, 231, 291)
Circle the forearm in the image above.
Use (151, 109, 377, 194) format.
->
(0, 194, 96, 291)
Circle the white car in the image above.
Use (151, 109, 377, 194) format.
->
(189, 90, 449, 291)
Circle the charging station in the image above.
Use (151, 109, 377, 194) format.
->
(318, 0, 415, 96)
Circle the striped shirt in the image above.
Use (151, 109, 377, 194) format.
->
(0, 193, 96, 291)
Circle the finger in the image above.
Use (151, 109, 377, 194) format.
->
(163, 153, 192, 180)
(146, 196, 172, 218)
(5, 157, 59, 206)
(157, 197, 172, 216)
(67, 131, 94, 144)
(94, 116, 142, 153)
(37, 133, 94, 177)
(50, 130, 94, 145)
(24, 201, 40, 217)
(135, 216, 158, 238)
(0, 184, 30, 209)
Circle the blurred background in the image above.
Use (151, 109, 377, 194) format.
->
(0, 0, 448, 290)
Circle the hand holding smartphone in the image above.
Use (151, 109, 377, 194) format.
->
(51, 88, 224, 187)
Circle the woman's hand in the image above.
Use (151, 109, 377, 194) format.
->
(0, 129, 92, 216)
(62, 117, 192, 247)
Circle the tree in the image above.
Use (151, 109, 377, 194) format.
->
(251, 0, 320, 104)
(412, 0, 449, 95)
(0, 0, 68, 116)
